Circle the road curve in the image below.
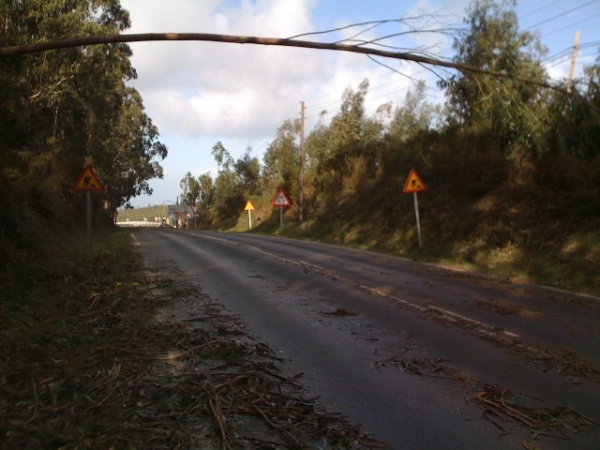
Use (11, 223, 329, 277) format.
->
(134, 229, 600, 449)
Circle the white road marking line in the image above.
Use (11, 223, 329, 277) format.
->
(196, 234, 521, 340)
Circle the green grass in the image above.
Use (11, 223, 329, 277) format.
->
(117, 204, 168, 222)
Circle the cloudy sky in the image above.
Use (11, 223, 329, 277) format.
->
(118, 0, 600, 207)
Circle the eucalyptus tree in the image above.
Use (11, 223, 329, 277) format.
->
(376, 81, 442, 184)
(262, 119, 300, 197)
(210, 141, 244, 222)
(312, 79, 378, 208)
(235, 149, 261, 196)
(198, 172, 215, 202)
(578, 55, 600, 160)
(0, 0, 167, 225)
(179, 172, 202, 206)
(329, 79, 370, 152)
(388, 81, 437, 141)
(547, 54, 600, 161)
(303, 114, 331, 215)
(441, 0, 549, 156)
(97, 87, 167, 211)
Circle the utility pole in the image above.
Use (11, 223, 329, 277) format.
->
(299, 100, 305, 222)
(567, 30, 581, 93)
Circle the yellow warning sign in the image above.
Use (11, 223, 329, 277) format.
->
(402, 169, 427, 193)
(74, 165, 104, 192)
(244, 201, 255, 211)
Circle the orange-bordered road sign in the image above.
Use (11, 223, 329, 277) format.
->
(272, 189, 291, 207)
(402, 169, 427, 193)
(74, 165, 105, 192)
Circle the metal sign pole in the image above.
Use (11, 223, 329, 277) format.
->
(413, 192, 422, 248)
(74, 165, 104, 258)
(244, 201, 255, 230)
(279, 206, 283, 233)
(271, 189, 290, 234)
(86, 191, 92, 257)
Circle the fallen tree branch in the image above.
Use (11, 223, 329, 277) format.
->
(0, 32, 566, 91)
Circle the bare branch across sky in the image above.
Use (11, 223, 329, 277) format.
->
(0, 31, 565, 92)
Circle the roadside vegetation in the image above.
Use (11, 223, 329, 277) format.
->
(2, 1, 599, 296)
(123, 2, 600, 296)
(1, 0, 599, 446)
(0, 0, 167, 275)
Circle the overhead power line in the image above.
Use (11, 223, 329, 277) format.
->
(521, 0, 569, 19)
(522, 0, 600, 31)
(543, 40, 600, 64)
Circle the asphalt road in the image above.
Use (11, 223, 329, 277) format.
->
(134, 228, 600, 449)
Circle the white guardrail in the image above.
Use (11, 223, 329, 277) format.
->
(116, 221, 161, 227)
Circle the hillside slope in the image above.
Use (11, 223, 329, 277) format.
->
(122, 172, 600, 298)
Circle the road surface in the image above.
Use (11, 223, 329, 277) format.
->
(133, 228, 600, 449)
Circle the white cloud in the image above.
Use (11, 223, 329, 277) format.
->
(122, 0, 467, 145)
(117, 0, 469, 206)
(122, 0, 352, 142)
(115, 0, 600, 207)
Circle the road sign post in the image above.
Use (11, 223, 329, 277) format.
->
(74, 165, 105, 257)
(271, 189, 291, 233)
(413, 191, 422, 247)
(191, 205, 199, 228)
(279, 207, 283, 232)
(244, 201, 255, 230)
(402, 169, 427, 248)
(86, 191, 92, 256)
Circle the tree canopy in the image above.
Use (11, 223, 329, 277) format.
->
(2, 0, 599, 270)
(0, 0, 167, 261)
(180, 0, 598, 234)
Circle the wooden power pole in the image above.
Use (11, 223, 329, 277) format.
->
(299, 101, 305, 222)
(567, 30, 581, 93)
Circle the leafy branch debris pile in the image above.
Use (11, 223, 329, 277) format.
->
(0, 233, 389, 449)
(420, 307, 600, 385)
(475, 387, 598, 438)
(374, 354, 599, 440)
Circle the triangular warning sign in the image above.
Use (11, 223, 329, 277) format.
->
(272, 189, 291, 207)
(74, 165, 105, 192)
(402, 169, 427, 193)
(244, 201, 255, 211)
